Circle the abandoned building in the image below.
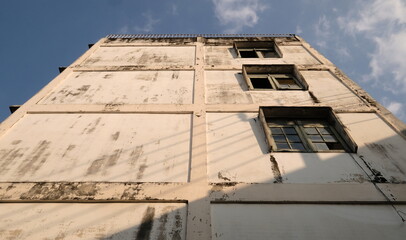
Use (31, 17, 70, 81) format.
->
(0, 34, 405, 239)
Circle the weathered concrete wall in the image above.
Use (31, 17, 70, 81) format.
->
(205, 70, 367, 111)
(301, 70, 367, 111)
(204, 45, 321, 66)
(205, 70, 314, 105)
(211, 204, 406, 240)
(81, 46, 195, 67)
(40, 71, 195, 104)
(339, 113, 406, 183)
(207, 112, 368, 183)
(0, 113, 191, 182)
(0, 203, 187, 240)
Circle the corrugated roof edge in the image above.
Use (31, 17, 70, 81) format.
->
(106, 34, 296, 38)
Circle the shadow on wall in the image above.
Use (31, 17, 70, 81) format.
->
(0, 114, 406, 239)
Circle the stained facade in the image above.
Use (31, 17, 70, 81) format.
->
(0, 34, 405, 239)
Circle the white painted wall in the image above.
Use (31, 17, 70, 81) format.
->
(301, 70, 367, 111)
(207, 113, 368, 183)
(205, 70, 367, 112)
(0, 203, 186, 240)
(81, 46, 195, 66)
(205, 70, 313, 105)
(0, 113, 192, 182)
(40, 71, 195, 105)
(211, 204, 406, 240)
(339, 113, 406, 183)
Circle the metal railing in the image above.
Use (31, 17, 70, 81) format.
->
(106, 33, 295, 39)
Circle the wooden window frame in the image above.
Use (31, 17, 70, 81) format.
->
(243, 65, 309, 91)
(259, 107, 358, 153)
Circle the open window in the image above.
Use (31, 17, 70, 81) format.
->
(259, 107, 357, 153)
(242, 65, 308, 90)
(234, 41, 282, 58)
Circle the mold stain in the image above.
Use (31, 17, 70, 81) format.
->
(367, 143, 406, 176)
(11, 140, 22, 145)
(103, 73, 113, 79)
(120, 184, 143, 200)
(130, 146, 144, 166)
(170, 210, 183, 240)
(0, 148, 25, 175)
(152, 72, 159, 82)
(136, 207, 155, 240)
(138, 52, 150, 64)
(270, 155, 283, 183)
(157, 212, 169, 240)
(20, 183, 98, 200)
(217, 172, 231, 181)
(65, 85, 91, 97)
(137, 161, 148, 180)
(86, 149, 122, 175)
(309, 91, 321, 103)
(82, 117, 102, 134)
(111, 131, 120, 141)
(17, 140, 51, 177)
(171, 71, 179, 80)
(0, 229, 23, 239)
(62, 145, 76, 158)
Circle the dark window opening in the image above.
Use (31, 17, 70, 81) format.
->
(239, 50, 258, 58)
(234, 41, 282, 58)
(242, 65, 308, 91)
(250, 77, 273, 89)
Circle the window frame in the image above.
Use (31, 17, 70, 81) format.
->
(234, 41, 282, 58)
(259, 107, 358, 153)
(243, 65, 309, 91)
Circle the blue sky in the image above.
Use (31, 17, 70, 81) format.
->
(0, 0, 405, 122)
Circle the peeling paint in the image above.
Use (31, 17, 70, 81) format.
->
(20, 183, 99, 200)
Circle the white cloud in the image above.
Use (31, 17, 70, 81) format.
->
(339, 0, 406, 34)
(383, 98, 405, 120)
(134, 12, 160, 33)
(295, 25, 303, 35)
(212, 0, 267, 33)
(338, 0, 406, 94)
(171, 4, 178, 15)
(314, 15, 331, 49)
(118, 25, 129, 34)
